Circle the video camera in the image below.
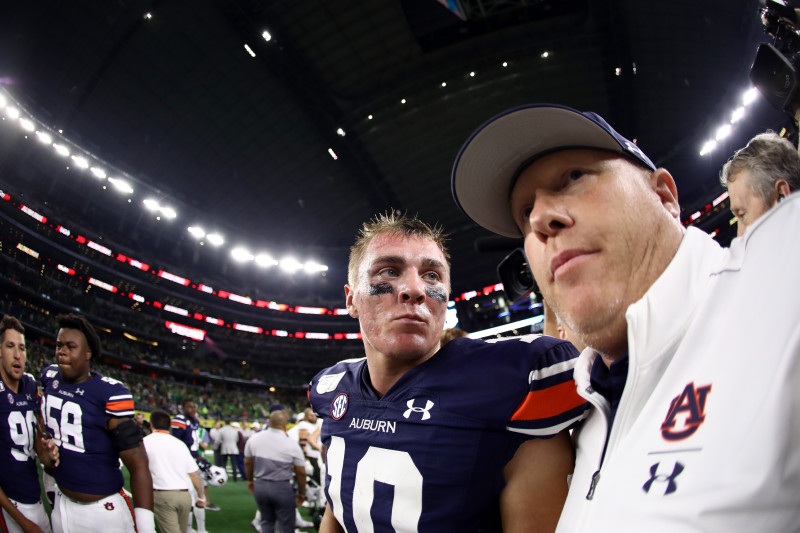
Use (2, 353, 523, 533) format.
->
(750, 0, 800, 114)
(496, 248, 540, 303)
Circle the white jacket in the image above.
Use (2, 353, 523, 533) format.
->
(557, 194, 800, 532)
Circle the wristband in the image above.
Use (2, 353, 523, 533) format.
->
(134, 508, 156, 533)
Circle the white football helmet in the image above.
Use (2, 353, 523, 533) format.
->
(206, 465, 228, 487)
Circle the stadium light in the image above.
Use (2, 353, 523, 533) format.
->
(90, 167, 107, 179)
(143, 199, 160, 211)
(108, 177, 134, 194)
(187, 226, 206, 239)
(53, 144, 70, 157)
(255, 253, 278, 268)
(303, 261, 328, 273)
(206, 233, 224, 246)
(231, 247, 254, 262)
(71, 155, 89, 169)
(36, 131, 52, 145)
(160, 206, 177, 219)
(279, 257, 303, 273)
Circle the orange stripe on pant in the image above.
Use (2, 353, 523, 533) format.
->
(0, 508, 10, 533)
(510, 380, 584, 421)
(119, 490, 137, 532)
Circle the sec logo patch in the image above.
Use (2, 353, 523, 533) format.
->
(331, 393, 348, 420)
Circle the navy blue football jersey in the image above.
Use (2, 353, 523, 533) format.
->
(308, 335, 588, 532)
(171, 413, 200, 458)
(40, 365, 135, 495)
(0, 373, 41, 503)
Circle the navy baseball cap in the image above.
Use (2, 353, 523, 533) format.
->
(451, 104, 656, 238)
(268, 403, 285, 413)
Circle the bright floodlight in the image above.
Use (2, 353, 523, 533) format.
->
(279, 257, 303, 273)
(36, 131, 52, 145)
(72, 155, 89, 169)
(90, 167, 107, 179)
(255, 253, 278, 268)
(19, 118, 35, 131)
(715, 124, 732, 141)
(53, 143, 70, 157)
(304, 261, 328, 273)
(336, 128, 345, 136)
(108, 177, 134, 194)
(206, 233, 224, 246)
(143, 198, 160, 211)
(699, 139, 717, 156)
(187, 226, 206, 239)
(160, 206, 177, 219)
(328, 148, 338, 160)
(742, 87, 759, 106)
(244, 44, 256, 57)
(4, 106, 20, 119)
(541, 51, 550, 58)
(231, 247, 254, 262)
(730, 106, 745, 123)
(262, 30, 272, 42)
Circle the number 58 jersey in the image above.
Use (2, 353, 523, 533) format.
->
(40, 365, 135, 495)
(308, 335, 588, 533)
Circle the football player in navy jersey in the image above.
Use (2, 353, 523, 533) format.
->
(0, 315, 53, 533)
(171, 399, 215, 533)
(40, 314, 155, 533)
(309, 213, 588, 533)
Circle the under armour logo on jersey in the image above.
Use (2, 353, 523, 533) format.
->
(642, 461, 684, 495)
(331, 392, 349, 420)
(76, 388, 85, 396)
(403, 399, 434, 420)
(660, 382, 712, 441)
(104, 502, 115, 511)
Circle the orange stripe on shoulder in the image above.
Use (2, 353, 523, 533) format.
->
(510, 380, 584, 421)
(106, 399, 134, 411)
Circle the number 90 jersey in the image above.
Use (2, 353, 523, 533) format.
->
(0, 373, 41, 504)
(308, 335, 588, 533)
(40, 365, 136, 495)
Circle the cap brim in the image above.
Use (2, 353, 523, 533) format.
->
(451, 104, 632, 238)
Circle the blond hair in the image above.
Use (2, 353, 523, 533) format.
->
(347, 211, 450, 287)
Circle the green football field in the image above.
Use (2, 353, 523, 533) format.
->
(140, 474, 319, 532)
(119, 467, 319, 532)
(36, 465, 318, 532)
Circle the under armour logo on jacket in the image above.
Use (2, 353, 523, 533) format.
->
(642, 461, 684, 495)
(660, 382, 712, 441)
(403, 399, 434, 420)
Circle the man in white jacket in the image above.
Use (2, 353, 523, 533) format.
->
(452, 103, 800, 531)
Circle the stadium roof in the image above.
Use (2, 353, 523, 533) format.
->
(0, 0, 788, 305)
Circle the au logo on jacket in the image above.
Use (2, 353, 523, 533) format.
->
(660, 382, 712, 441)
